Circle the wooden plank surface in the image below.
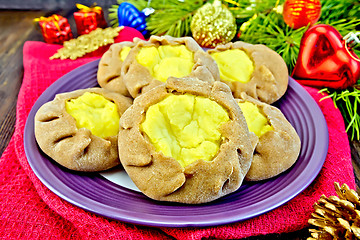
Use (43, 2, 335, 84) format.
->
(0, 0, 114, 10)
(0, 10, 359, 240)
(0, 10, 45, 155)
(351, 140, 360, 192)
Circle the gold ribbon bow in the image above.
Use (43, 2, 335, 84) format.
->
(76, 3, 102, 14)
(33, 14, 61, 31)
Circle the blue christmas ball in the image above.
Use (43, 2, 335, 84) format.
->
(117, 2, 148, 36)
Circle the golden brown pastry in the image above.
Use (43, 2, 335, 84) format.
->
(121, 35, 220, 98)
(35, 88, 132, 172)
(118, 76, 254, 204)
(208, 41, 289, 104)
(97, 41, 138, 97)
(236, 93, 301, 181)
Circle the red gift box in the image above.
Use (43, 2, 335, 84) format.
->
(74, 3, 108, 35)
(35, 14, 73, 44)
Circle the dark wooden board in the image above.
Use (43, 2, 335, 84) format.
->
(0, 10, 45, 155)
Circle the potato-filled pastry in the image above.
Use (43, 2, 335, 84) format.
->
(121, 35, 220, 98)
(208, 41, 289, 104)
(35, 88, 132, 172)
(118, 77, 254, 204)
(236, 93, 301, 181)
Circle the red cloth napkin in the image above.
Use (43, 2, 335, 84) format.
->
(0, 26, 356, 239)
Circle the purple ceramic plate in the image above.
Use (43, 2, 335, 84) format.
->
(24, 59, 329, 227)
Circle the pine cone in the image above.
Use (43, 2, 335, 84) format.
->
(308, 182, 360, 240)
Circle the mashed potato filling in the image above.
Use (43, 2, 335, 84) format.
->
(120, 46, 132, 61)
(141, 94, 229, 167)
(210, 49, 254, 83)
(65, 92, 120, 139)
(136, 45, 194, 82)
(238, 101, 273, 137)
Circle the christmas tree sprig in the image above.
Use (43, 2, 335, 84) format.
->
(145, 0, 204, 37)
(109, 0, 205, 37)
(221, 0, 279, 27)
(320, 0, 360, 21)
(108, 0, 289, 38)
(320, 85, 360, 141)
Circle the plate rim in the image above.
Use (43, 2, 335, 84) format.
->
(24, 59, 329, 227)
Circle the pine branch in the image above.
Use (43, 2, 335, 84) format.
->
(146, 1, 204, 37)
(320, 0, 360, 21)
(322, 87, 360, 140)
(108, 0, 205, 37)
(224, 0, 279, 24)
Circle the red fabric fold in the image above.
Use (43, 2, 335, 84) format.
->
(0, 26, 355, 239)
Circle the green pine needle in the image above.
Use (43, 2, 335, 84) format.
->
(223, 0, 279, 26)
(320, 0, 360, 21)
(146, 0, 204, 37)
(108, 0, 205, 37)
(321, 87, 360, 140)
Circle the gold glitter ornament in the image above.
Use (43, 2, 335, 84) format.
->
(190, 0, 236, 48)
(50, 27, 123, 60)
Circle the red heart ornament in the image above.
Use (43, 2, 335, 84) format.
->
(292, 24, 360, 89)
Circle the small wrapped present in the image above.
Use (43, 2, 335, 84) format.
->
(74, 3, 108, 35)
(34, 14, 73, 44)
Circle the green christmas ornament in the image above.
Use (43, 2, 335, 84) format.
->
(190, 0, 236, 48)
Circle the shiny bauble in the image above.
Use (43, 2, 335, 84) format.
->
(283, 0, 321, 29)
(117, 2, 148, 36)
(292, 24, 360, 89)
(190, 0, 236, 48)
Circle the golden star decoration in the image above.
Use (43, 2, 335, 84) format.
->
(50, 26, 124, 60)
